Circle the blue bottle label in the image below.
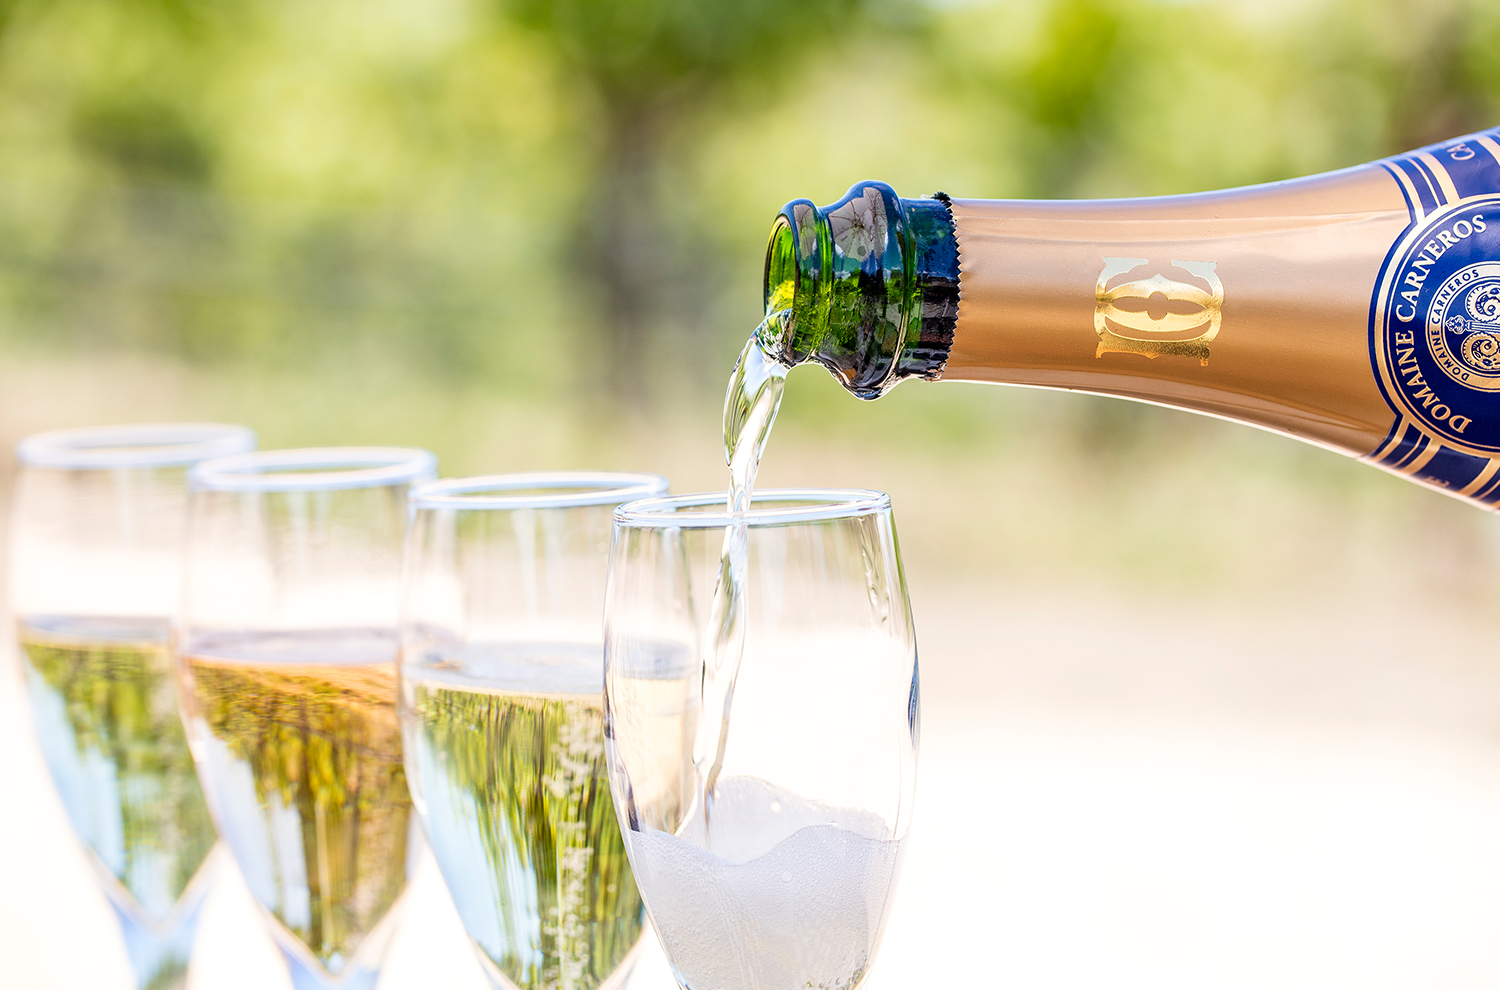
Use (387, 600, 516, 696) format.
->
(1370, 128, 1500, 500)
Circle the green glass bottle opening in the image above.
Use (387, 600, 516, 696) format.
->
(760, 181, 960, 398)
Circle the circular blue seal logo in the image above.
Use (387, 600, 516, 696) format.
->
(1375, 197, 1500, 452)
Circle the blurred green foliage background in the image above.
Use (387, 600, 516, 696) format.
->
(3, 0, 1500, 605)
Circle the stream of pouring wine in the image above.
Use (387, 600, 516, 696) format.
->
(694, 311, 790, 835)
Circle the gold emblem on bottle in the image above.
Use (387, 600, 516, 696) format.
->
(1430, 263, 1500, 391)
(1094, 258, 1223, 366)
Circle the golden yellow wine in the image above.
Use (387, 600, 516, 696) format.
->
(176, 630, 410, 975)
(403, 650, 644, 990)
(20, 617, 216, 926)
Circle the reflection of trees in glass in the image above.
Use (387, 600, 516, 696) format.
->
(414, 684, 642, 990)
(186, 659, 410, 971)
(21, 628, 216, 920)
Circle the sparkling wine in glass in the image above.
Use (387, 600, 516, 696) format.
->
(399, 472, 669, 990)
(605, 489, 919, 990)
(9, 422, 256, 989)
(175, 447, 436, 990)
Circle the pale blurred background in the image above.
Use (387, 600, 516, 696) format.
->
(7, 0, 1500, 986)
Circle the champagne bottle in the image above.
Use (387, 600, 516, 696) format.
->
(760, 125, 1500, 509)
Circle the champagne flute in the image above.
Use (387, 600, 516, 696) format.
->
(398, 471, 669, 990)
(175, 446, 436, 990)
(9, 422, 256, 990)
(604, 489, 919, 990)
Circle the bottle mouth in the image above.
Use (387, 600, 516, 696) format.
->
(760, 204, 823, 367)
(760, 182, 958, 398)
(765, 217, 799, 319)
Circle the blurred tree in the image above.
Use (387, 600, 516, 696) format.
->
(1307, 0, 1500, 154)
(1, 0, 1499, 423)
(495, 0, 920, 407)
(1013, 0, 1122, 197)
(72, 98, 213, 186)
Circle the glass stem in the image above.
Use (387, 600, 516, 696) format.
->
(270, 897, 405, 990)
(104, 850, 219, 990)
(280, 950, 383, 990)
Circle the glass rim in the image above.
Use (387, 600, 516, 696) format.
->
(411, 471, 670, 510)
(613, 488, 891, 528)
(16, 422, 256, 469)
(189, 446, 438, 492)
